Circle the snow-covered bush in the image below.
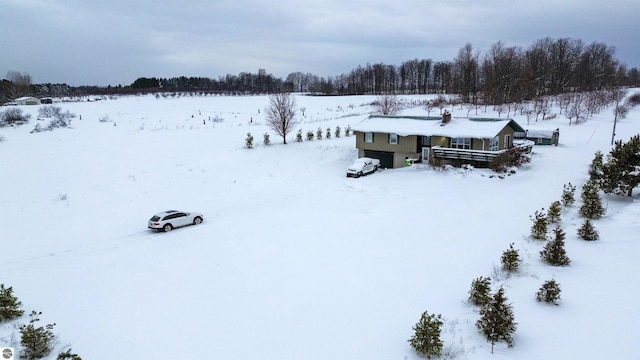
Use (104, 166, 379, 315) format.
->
(316, 127, 322, 140)
(325, 127, 331, 139)
(263, 132, 270, 146)
(335, 125, 341, 138)
(0, 108, 31, 127)
(296, 129, 303, 142)
(490, 146, 531, 173)
(306, 130, 314, 141)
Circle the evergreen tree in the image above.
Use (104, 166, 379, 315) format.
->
(335, 125, 341, 138)
(577, 219, 599, 241)
(580, 180, 605, 219)
(408, 311, 443, 359)
(325, 127, 331, 139)
(295, 129, 303, 142)
(57, 349, 82, 360)
(345, 125, 352, 136)
(561, 182, 576, 207)
(476, 287, 517, 353)
(501, 243, 521, 272)
(316, 127, 323, 140)
(536, 279, 562, 304)
(540, 225, 571, 266)
(0, 284, 24, 321)
(600, 134, 640, 197)
(20, 311, 56, 360)
(530, 208, 548, 240)
(306, 130, 314, 141)
(245, 132, 254, 149)
(588, 151, 604, 182)
(468, 276, 492, 306)
(263, 132, 271, 146)
(547, 200, 562, 224)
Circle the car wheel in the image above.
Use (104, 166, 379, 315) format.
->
(163, 224, 173, 232)
(193, 217, 202, 225)
(357, 171, 362, 178)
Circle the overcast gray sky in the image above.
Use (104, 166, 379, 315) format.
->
(2, 0, 639, 86)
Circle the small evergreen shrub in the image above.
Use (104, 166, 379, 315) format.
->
(325, 127, 331, 139)
(306, 130, 314, 141)
(547, 200, 562, 224)
(588, 151, 604, 182)
(316, 127, 323, 140)
(476, 287, 517, 353)
(580, 180, 605, 219)
(530, 208, 548, 240)
(540, 225, 571, 266)
(57, 349, 82, 360)
(501, 243, 521, 272)
(577, 219, 599, 241)
(0, 284, 24, 321)
(263, 132, 270, 146)
(561, 183, 576, 206)
(345, 125, 351, 136)
(245, 132, 254, 149)
(20, 311, 56, 360)
(408, 311, 443, 359)
(468, 276, 492, 306)
(335, 125, 341, 138)
(295, 129, 303, 142)
(536, 279, 562, 304)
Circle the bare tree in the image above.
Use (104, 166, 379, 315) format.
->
(265, 92, 297, 144)
(373, 94, 402, 115)
(6, 70, 32, 98)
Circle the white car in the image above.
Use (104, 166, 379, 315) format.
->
(148, 210, 204, 232)
(346, 157, 381, 178)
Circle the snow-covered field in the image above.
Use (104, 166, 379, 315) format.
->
(1, 93, 639, 359)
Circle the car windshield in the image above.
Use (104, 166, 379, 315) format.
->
(150, 216, 160, 221)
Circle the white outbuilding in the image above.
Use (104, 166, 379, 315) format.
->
(14, 96, 41, 105)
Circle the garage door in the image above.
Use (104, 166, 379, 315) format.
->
(364, 150, 394, 169)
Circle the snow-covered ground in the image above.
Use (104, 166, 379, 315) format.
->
(1, 92, 638, 359)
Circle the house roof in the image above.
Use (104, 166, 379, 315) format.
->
(352, 115, 525, 139)
(15, 96, 39, 101)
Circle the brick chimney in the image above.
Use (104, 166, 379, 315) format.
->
(442, 110, 451, 124)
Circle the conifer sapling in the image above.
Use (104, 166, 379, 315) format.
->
(501, 243, 521, 272)
(577, 219, 599, 241)
(540, 225, 571, 266)
(547, 200, 562, 224)
(561, 183, 576, 206)
(536, 279, 562, 304)
(530, 208, 548, 240)
(476, 287, 517, 353)
(468, 276, 492, 306)
(408, 311, 444, 359)
(0, 284, 24, 321)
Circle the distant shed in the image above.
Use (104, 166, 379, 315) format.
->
(517, 128, 559, 146)
(14, 97, 41, 105)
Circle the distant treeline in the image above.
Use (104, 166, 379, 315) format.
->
(2, 37, 639, 105)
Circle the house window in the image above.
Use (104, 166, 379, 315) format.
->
(364, 132, 374, 143)
(389, 133, 398, 145)
(422, 136, 431, 146)
(504, 134, 512, 148)
(489, 136, 499, 151)
(450, 137, 471, 149)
